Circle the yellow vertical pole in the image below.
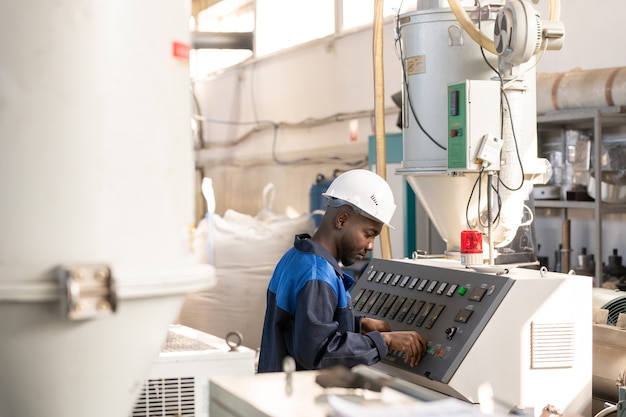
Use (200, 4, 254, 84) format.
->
(373, 0, 392, 259)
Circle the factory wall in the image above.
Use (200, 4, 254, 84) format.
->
(194, 0, 626, 267)
(193, 22, 401, 219)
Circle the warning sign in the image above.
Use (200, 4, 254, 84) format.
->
(405, 56, 425, 75)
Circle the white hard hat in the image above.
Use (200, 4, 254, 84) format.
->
(322, 169, 396, 228)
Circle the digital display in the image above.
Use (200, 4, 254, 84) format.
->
(450, 89, 459, 116)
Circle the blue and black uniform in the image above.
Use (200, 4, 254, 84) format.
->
(257, 234, 388, 373)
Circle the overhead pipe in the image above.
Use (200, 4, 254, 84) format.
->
(192, 31, 253, 50)
(537, 67, 626, 113)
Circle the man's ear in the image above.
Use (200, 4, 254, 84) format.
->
(335, 211, 349, 229)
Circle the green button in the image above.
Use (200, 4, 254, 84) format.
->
(458, 287, 467, 296)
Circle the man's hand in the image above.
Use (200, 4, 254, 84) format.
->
(360, 317, 392, 333)
(381, 331, 428, 367)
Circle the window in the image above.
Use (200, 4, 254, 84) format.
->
(342, 0, 411, 30)
(255, 0, 335, 56)
(190, 0, 254, 78)
(190, 0, 414, 76)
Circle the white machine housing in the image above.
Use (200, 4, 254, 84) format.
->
(0, 2, 215, 417)
(130, 325, 256, 417)
(206, 259, 592, 417)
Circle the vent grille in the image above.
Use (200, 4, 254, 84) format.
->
(130, 377, 195, 417)
(530, 322, 576, 369)
(162, 330, 216, 353)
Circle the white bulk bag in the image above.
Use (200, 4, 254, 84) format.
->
(178, 183, 311, 350)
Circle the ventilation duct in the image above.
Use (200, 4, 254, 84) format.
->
(537, 67, 626, 113)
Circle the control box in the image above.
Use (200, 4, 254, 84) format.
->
(447, 80, 501, 172)
(351, 258, 592, 416)
(353, 258, 513, 384)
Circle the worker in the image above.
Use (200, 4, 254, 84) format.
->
(258, 169, 427, 373)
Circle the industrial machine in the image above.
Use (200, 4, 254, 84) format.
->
(209, 257, 592, 417)
(130, 325, 255, 417)
(208, 1, 596, 416)
(397, 0, 563, 261)
(0, 2, 215, 417)
(592, 289, 626, 415)
(392, 1, 623, 415)
(0, 1, 615, 417)
(353, 258, 591, 416)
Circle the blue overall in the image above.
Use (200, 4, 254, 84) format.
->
(257, 234, 388, 372)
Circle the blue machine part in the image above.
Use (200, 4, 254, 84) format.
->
(309, 173, 336, 229)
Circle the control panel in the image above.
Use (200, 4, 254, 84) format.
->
(447, 79, 500, 171)
(352, 258, 514, 384)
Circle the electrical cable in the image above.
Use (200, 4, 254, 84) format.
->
(498, 88, 525, 191)
(491, 179, 502, 225)
(465, 178, 477, 229)
(502, 40, 550, 90)
(270, 123, 367, 167)
(193, 108, 388, 147)
(477, 170, 484, 227)
(193, 113, 370, 167)
(459, 2, 503, 234)
(394, 11, 446, 151)
(192, 113, 276, 149)
(475, 1, 526, 193)
(476, 1, 502, 81)
(465, 166, 503, 231)
(465, 167, 484, 229)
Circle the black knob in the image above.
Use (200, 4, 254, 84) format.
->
(445, 327, 458, 340)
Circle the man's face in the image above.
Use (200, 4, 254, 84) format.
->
(337, 213, 383, 266)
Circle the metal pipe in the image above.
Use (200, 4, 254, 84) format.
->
(561, 218, 571, 273)
(192, 31, 253, 50)
(594, 110, 604, 287)
(537, 67, 626, 113)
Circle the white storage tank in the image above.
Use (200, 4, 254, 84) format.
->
(0, 1, 215, 417)
(399, 1, 500, 171)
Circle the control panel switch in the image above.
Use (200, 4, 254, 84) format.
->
(445, 326, 458, 340)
